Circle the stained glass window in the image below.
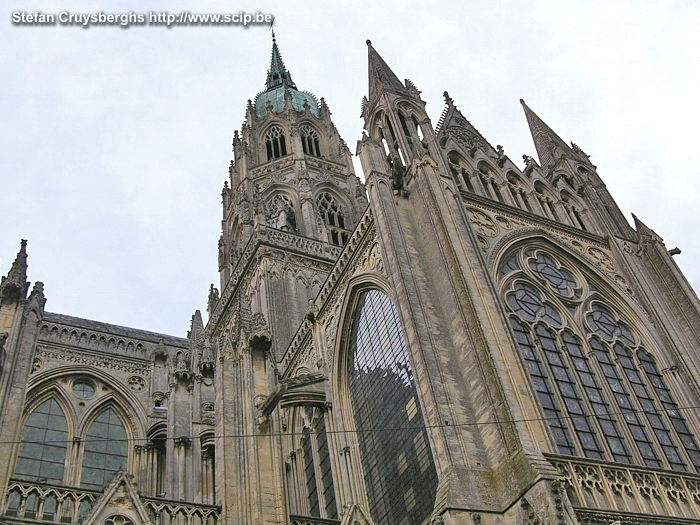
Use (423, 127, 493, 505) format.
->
(348, 290, 438, 525)
(81, 408, 128, 490)
(501, 247, 700, 471)
(15, 399, 68, 484)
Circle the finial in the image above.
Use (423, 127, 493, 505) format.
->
(366, 39, 372, 46)
(519, 98, 526, 105)
(443, 91, 453, 105)
(271, 28, 276, 43)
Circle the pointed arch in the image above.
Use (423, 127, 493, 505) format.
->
(495, 236, 700, 471)
(14, 397, 70, 485)
(333, 278, 438, 525)
(79, 402, 131, 490)
(299, 123, 321, 157)
(263, 124, 288, 161)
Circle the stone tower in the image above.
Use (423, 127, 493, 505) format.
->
(206, 33, 367, 524)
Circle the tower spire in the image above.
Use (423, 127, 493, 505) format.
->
(266, 31, 296, 91)
(0, 239, 29, 304)
(366, 39, 407, 103)
(520, 99, 573, 170)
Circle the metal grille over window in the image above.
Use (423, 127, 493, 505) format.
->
(316, 192, 349, 246)
(81, 408, 128, 490)
(500, 246, 700, 471)
(300, 124, 321, 157)
(14, 399, 68, 484)
(265, 125, 287, 161)
(348, 290, 438, 525)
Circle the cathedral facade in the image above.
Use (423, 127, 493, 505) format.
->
(2, 38, 700, 525)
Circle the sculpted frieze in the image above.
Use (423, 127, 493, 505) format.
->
(35, 344, 151, 375)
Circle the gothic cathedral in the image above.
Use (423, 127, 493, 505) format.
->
(2, 37, 700, 525)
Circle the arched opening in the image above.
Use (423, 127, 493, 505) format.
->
(316, 192, 349, 246)
(346, 289, 438, 525)
(264, 125, 288, 161)
(80, 407, 129, 490)
(499, 243, 700, 472)
(300, 124, 321, 157)
(14, 398, 69, 485)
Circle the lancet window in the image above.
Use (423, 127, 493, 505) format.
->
(500, 246, 700, 472)
(81, 408, 129, 490)
(265, 125, 288, 161)
(14, 399, 69, 485)
(347, 289, 438, 525)
(316, 192, 349, 246)
(287, 407, 337, 520)
(300, 124, 321, 157)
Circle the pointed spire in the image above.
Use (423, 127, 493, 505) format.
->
(0, 239, 29, 304)
(366, 39, 407, 102)
(520, 99, 573, 170)
(189, 310, 205, 347)
(266, 30, 296, 91)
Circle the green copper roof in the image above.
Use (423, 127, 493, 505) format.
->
(254, 87, 320, 118)
(254, 32, 320, 118)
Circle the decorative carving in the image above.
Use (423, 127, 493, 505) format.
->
(127, 376, 146, 392)
(31, 357, 42, 373)
(35, 345, 151, 375)
(631, 472, 660, 500)
(574, 464, 603, 493)
(587, 247, 616, 273)
(660, 476, 688, 502)
(604, 469, 633, 496)
(467, 209, 499, 237)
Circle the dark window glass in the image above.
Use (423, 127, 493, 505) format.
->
(348, 290, 438, 525)
(72, 380, 96, 399)
(638, 350, 700, 470)
(15, 399, 68, 484)
(302, 428, 319, 517)
(80, 408, 128, 490)
(316, 413, 337, 519)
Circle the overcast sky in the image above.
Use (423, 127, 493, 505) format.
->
(2, 0, 699, 337)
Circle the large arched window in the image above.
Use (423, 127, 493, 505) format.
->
(347, 289, 438, 525)
(14, 399, 68, 484)
(500, 246, 700, 472)
(265, 126, 288, 161)
(81, 408, 129, 490)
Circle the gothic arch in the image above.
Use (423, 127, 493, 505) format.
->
(22, 382, 78, 437)
(331, 276, 439, 525)
(78, 395, 141, 446)
(261, 123, 289, 161)
(28, 366, 147, 436)
(494, 236, 700, 470)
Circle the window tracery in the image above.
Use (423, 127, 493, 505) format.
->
(500, 245, 700, 472)
(81, 408, 129, 490)
(347, 289, 438, 525)
(316, 192, 349, 246)
(300, 124, 321, 157)
(268, 194, 296, 232)
(14, 399, 69, 485)
(264, 126, 288, 161)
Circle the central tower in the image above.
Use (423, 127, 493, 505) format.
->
(208, 34, 367, 524)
